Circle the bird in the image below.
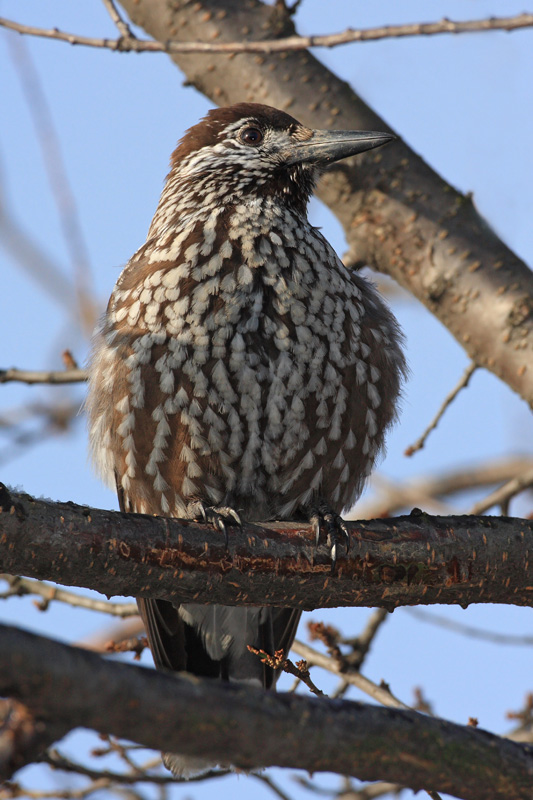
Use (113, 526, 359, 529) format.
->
(86, 103, 406, 775)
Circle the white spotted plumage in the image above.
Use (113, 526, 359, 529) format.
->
(86, 107, 406, 757)
(88, 178, 403, 520)
(87, 104, 405, 744)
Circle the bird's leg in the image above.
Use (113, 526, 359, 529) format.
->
(309, 500, 350, 571)
(189, 501, 242, 549)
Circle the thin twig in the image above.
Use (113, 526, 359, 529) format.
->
(0, 777, 114, 800)
(468, 466, 533, 515)
(1, 13, 533, 55)
(405, 607, 533, 646)
(0, 367, 87, 384)
(353, 456, 533, 519)
(43, 750, 171, 785)
(292, 640, 442, 799)
(100, 0, 137, 40)
(0, 401, 81, 467)
(293, 776, 403, 799)
(252, 772, 295, 800)
(248, 645, 325, 696)
(341, 608, 390, 670)
(42, 747, 231, 784)
(0, 575, 138, 617)
(292, 640, 411, 711)
(0, 157, 76, 312)
(6, 35, 97, 334)
(404, 362, 477, 456)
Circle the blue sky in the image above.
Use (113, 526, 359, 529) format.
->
(1, 2, 533, 799)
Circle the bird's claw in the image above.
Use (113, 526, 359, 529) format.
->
(192, 502, 242, 549)
(311, 503, 350, 572)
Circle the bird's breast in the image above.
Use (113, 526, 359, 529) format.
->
(87, 204, 404, 519)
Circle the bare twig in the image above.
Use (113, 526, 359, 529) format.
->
(292, 640, 411, 711)
(6, 35, 97, 334)
(1, 13, 533, 55)
(293, 775, 403, 799)
(0, 401, 81, 467)
(0, 575, 138, 617)
(0, 172, 76, 312)
(248, 646, 325, 696)
(353, 457, 533, 519)
(77, 618, 144, 652)
(290, 642, 442, 799)
(252, 772, 295, 800)
(405, 362, 477, 456)
(104, 636, 148, 660)
(340, 608, 390, 670)
(0, 367, 87, 385)
(468, 467, 533, 515)
(43, 747, 231, 786)
(100, 0, 137, 40)
(0, 776, 113, 799)
(285, 659, 325, 697)
(405, 607, 533, 646)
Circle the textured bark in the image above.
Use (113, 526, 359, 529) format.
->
(116, 0, 533, 408)
(1, 485, 532, 610)
(1, 623, 533, 799)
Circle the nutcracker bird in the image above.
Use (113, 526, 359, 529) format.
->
(87, 103, 406, 772)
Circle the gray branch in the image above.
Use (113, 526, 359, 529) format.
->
(2, 12, 533, 53)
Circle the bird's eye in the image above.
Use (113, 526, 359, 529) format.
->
(240, 127, 263, 146)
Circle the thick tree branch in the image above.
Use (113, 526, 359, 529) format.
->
(114, 0, 533, 409)
(1, 485, 532, 610)
(1, 624, 533, 799)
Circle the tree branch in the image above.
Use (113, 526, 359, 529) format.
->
(355, 457, 533, 518)
(1, 13, 532, 53)
(1, 484, 532, 610)
(0, 574, 138, 617)
(405, 362, 478, 457)
(1, 624, 532, 799)
(292, 639, 410, 710)
(0, 368, 87, 385)
(469, 467, 533, 515)
(112, 0, 533, 410)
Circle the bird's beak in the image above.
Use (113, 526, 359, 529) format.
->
(286, 129, 395, 167)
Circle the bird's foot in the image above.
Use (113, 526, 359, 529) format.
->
(309, 501, 350, 572)
(190, 501, 242, 548)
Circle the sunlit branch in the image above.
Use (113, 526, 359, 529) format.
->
(1, 13, 532, 55)
(0, 368, 87, 385)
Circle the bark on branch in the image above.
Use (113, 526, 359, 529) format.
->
(116, 0, 533, 409)
(1, 623, 533, 799)
(2, 12, 533, 53)
(1, 484, 532, 610)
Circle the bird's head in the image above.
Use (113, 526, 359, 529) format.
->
(167, 103, 394, 213)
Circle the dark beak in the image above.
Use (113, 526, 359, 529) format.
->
(286, 129, 395, 167)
